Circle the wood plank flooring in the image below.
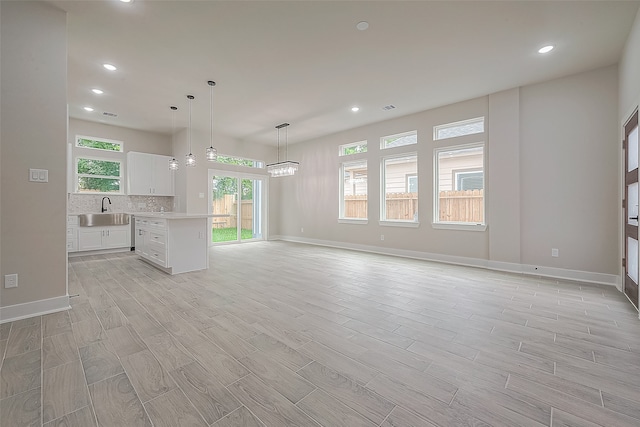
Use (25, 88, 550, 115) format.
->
(1, 241, 639, 426)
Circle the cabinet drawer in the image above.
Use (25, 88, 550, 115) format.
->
(66, 239, 77, 252)
(67, 215, 79, 226)
(148, 219, 167, 229)
(148, 231, 166, 244)
(67, 227, 77, 237)
(147, 238, 165, 253)
(148, 249, 166, 266)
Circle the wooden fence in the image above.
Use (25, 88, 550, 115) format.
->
(212, 194, 253, 229)
(438, 189, 483, 222)
(344, 189, 483, 222)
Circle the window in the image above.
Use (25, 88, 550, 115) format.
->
(407, 174, 418, 193)
(76, 157, 123, 193)
(339, 141, 367, 156)
(215, 154, 264, 168)
(434, 144, 484, 224)
(339, 161, 367, 220)
(434, 117, 484, 141)
(382, 154, 418, 222)
(76, 135, 123, 152)
(381, 131, 417, 150)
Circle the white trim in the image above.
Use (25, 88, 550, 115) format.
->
(433, 116, 485, 141)
(432, 222, 487, 231)
(270, 235, 620, 287)
(68, 247, 132, 257)
(75, 134, 124, 152)
(379, 220, 419, 228)
(208, 169, 268, 247)
(0, 295, 70, 324)
(338, 219, 368, 225)
(338, 140, 368, 157)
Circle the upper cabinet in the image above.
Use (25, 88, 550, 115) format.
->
(127, 152, 175, 196)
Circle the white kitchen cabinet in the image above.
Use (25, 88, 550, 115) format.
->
(134, 214, 209, 274)
(78, 225, 131, 251)
(127, 151, 175, 196)
(67, 215, 78, 252)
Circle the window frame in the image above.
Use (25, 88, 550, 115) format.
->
(380, 152, 419, 227)
(75, 135, 124, 152)
(433, 117, 485, 141)
(338, 160, 368, 223)
(339, 140, 368, 157)
(433, 142, 486, 230)
(380, 130, 418, 150)
(75, 155, 124, 195)
(214, 153, 265, 169)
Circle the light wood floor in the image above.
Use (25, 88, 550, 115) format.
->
(1, 241, 640, 426)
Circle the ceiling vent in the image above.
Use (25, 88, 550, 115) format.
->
(102, 111, 118, 117)
(382, 104, 396, 111)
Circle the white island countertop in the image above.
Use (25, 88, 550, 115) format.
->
(133, 212, 228, 219)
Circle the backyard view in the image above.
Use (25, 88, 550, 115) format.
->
(211, 171, 262, 243)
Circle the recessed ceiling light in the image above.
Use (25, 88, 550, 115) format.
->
(351, 106, 360, 112)
(91, 88, 104, 95)
(120, 0, 133, 3)
(538, 45, 554, 54)
(103, 63, 117, 71)
(84, 106, 94, 112)
(356, 21, 369, 31)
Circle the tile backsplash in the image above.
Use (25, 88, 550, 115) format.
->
(68, 194, 174, 214)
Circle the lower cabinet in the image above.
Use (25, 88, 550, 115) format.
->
(135, 218, 168, 268)
(134, 215, 208, 274)
(78, 225, 130, 251)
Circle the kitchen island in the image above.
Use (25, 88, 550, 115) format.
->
(134, 213, 223, 275)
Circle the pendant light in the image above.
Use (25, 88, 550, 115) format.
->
(185, 95, 196, 167)
(206, 80, 218, 161)
(267, 123, 299, 177)
(168, 106, 179, 170)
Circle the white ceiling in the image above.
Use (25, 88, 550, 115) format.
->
(50, 0, 639, 146)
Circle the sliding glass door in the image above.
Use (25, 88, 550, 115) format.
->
(209, 170, 266, 244)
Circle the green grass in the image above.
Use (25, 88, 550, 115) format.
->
(212, 227, 254, 242)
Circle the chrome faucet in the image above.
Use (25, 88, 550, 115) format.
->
(101, 196, 111, 212)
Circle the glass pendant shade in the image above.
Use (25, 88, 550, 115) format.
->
(186, 95, 196, 167)
(267, 161, 299, 177)
(169, 105, 179, 170)
(267, 122, 298, 177)
(169, 157, 179, 170)
(206, 146, 217, 161)
(207, 80, 217, 162)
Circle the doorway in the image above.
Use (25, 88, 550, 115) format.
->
(208, 170, 267, 245)
(623, 109, 639, 309)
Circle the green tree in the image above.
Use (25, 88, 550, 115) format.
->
(77, 158, 120, 192)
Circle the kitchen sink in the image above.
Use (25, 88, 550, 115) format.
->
(78, 213, 130, 227)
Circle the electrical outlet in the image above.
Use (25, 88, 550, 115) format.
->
(551, 248, 559, 257)
(380, 234, 384, 241)
(4, 274, 18, 288)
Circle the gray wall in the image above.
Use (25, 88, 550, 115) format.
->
(619, 7, 640, 119)
(1, 1, 68, 308)
(520, 66, 618, 274)
(69, 118, 172, 156)
(272, 65, 620, 277)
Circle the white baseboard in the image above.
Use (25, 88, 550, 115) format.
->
(271, 235, 620, 287)
(68, 247, 132, 257)
(0, 295, 70, 324)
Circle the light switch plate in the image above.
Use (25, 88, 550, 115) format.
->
(29, 168, 48, 182)
(4, 274, 18, 288)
